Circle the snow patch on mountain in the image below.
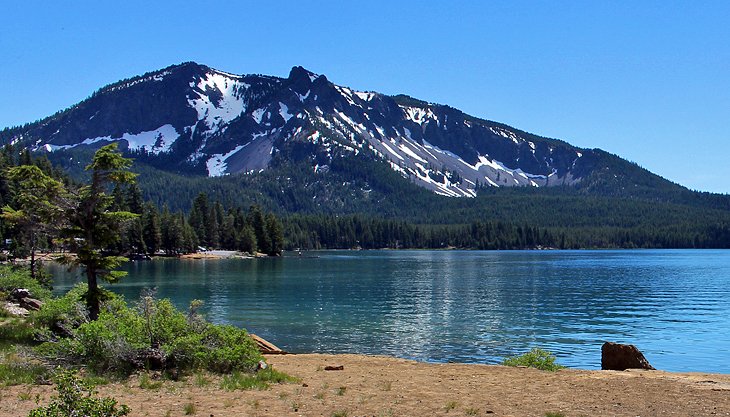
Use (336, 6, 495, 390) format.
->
(188, 72, 248, 128)
(354, 91, 376, 102)
(402, 106, 438, 125)
(279, 102, 293, 122)
(206, 144, 247, 177)
(45, 125, 180, 154)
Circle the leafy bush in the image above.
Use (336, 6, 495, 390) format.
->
(35, 295, 264, 375)
(31, 284, 89, 334)
(0, 266, 52, 301)
(0, 318, 36, 345)
(501, 348, 566, 371)
(28, 369, 130, 417)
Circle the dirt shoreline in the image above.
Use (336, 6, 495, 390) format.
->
(2, 353, 729, 417)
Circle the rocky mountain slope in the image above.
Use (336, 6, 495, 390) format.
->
(1, 62, 674, 198)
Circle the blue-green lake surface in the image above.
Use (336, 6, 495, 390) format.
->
(49, 250, 730, 373)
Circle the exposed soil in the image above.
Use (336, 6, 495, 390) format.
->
(2, 353, 729, 417)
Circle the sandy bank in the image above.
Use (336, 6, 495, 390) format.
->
(2, 354, 729, 416)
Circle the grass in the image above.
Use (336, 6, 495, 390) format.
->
(183, 402, 196, 415)
(336, 385, 347, 396)
(332, 410, 348, 417)
(445, 400, 458, 411)
(0, 318, 36, 345)
(465, 407, 480, 415)
(0, 362, 50, 386)
(0, 317, 48, 387)
(139, 373, 163, 390)
(0, 345, 50, 387)
(501, 348, 566, 372)
(17, 389, 33, 401)
(220, 367, 297, 391)
(545, 413, 566, 417)
(82, 374, 110, 386)
(193, 372, 210, 387)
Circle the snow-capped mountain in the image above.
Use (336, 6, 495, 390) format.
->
(2, 62, 617, 197)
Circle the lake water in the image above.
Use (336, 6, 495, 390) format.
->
(49, 250, 730, 373)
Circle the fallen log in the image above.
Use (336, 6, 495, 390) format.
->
(250, 334, 287, 355)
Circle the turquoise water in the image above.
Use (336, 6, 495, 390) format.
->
(49, 250, 730, 373)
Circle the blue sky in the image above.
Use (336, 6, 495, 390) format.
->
(2, 1, 729, 193)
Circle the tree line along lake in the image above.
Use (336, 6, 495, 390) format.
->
(48, 249, 730, 373)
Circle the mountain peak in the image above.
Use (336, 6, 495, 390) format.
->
(288, 66, 329, 86)
(2, 62, 676, 199)
(288, 66, 317, 82)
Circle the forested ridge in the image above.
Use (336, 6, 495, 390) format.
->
(5, 145, 730, 255)
(0, 146, 284, 261)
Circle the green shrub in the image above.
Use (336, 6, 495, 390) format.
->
(0, 318, 36, 345)
(28, 369, 130, 416)
(35, 294, 265, 376)
(501, 348, 566, 371)
(199, 324, 261, 373)
(0, 266, 52, 301)
(31, 284, 89, 335)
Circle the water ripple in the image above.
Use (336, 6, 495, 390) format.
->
(48, 249, 730, 373)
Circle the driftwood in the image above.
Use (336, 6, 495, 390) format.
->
(250, 334, 287, 355)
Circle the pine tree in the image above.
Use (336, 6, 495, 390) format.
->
(238, 224, 257, 254)
(188, 193, 209, 247)
(1, 165, 67, 280)
(141, 202, 161, 255)
(59, 143, 137, 320)
(248, 205, 271, 255)
(265, 212, 284, 256)
(126, 183, 144, 214)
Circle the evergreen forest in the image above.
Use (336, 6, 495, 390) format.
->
(2, 144, 730, 261)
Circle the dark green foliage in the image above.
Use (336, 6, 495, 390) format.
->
(3, 140, 730, 257)
(141, 203, 161, 254)
(59, 143, 138, 320)
(28, 369, 130, 417)
(117, 156, 730, 250)
(1, 165, 67, 280)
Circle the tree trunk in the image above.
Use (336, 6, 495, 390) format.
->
(86, 268, 100, 321)
(29, 230, 36, 281)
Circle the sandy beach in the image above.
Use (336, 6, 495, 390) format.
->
(2, 353, 729, 417)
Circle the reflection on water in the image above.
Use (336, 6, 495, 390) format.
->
(48, 250, 730, 373)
